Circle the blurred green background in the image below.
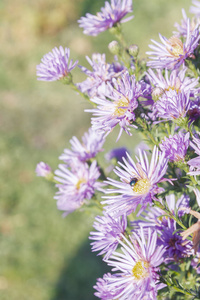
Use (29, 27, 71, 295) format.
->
(0, 0, 191, 299)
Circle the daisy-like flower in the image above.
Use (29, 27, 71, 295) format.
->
(94, 273, 122, 299)
(190, 0, 200, 17)
(36, 46, 78, 81)
(174, 9, 199, 38)
(188, 97, 200, 122)
(78, 0, 133, 36)
(59, 128, 105, 164)
(95, 229, 165, 300)
(102, 146, 168, 217)
(160, 131, 190, 162)
(153, 90, 191, 121)
(146, 19, 200, 69)
(86, 72, 144, 140)
(188, 135, 200, 175)
(132, 194, 192, 262)
(35, 162, 52, 178)
(89, 213, 127, 260)
(77, 53, 123, 97)
(54, 161, 101, 216)
(147, 67, 199, 97)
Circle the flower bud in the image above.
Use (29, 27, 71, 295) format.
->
(108, 41, 120, 55)
(35, 162, 53, 180)
(152, 87, 164, 102)
(128, 44, 139, 57)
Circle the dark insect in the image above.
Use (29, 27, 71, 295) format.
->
(129, 177, 138, 187)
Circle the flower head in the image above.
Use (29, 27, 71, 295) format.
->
(132, 194, 192, 262)
(147, 20, 200, 69)
(102, 146, 168, 217)
(188, 135, 200, 175)
(78, 0, 133, 36)
(35, 162, 52, 178)
(147, 67, 199, 97)
(59, 128, 105, 164)
(86, 72, 145, 140)
(105, 147, 129, 163)
(54, 161, 101, 216)
(77, 53, 123, 97)
(96, 229, 165, 300)
(89, 213, 127, 260)
(160, 131, 190, 162)
(174, 9, 199, 38)
(36, 46, 78, 81)
(153, 90, 191, 121)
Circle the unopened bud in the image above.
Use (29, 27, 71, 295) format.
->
(128, 44, 139, 57)
(108, 41, 120, 55)
(35, 162, 54, 180)
(152, 87, 164, 102)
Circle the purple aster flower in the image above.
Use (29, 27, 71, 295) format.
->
(190, 0, 200, 17)
(35, 162, 52, 178)
(159, 218, 193, 262)
(153, 90, 191, 121)
(54, 161, 101, 216)
(188, 97, 200, 122)
(59, 128, 105, 164)
(86, 72, 146, 140)
(160, 131, 190, 162)
(77, 53, 123, 97)
(147, 67, 199, 97)
(188, 135, 200, 175)
(36, 46, 78, 81)
(102, 146, 168, 217)
(146, 19, 200, 69)
(89, 213, 127, 260)
(99, 229, 165, 300)
(105, 147, 129, 163)
(94, 273, 122, 299)
(174, 9, 199, 38)
(78, 0, 133, 36)
(132, 194, 192, 262)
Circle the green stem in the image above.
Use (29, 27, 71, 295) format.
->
(69, 82, 96, 107)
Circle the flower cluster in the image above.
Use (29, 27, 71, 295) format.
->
(36, 0, 200, 298)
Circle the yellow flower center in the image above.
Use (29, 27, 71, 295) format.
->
(113, 96, 129, 116)
(76, 178, 86, 190)
(167, 36, 184, 57)
(132, 178, 151, 195)
(132, 260, 150, 280)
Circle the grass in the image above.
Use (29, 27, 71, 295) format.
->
(0, 0, 192, 299)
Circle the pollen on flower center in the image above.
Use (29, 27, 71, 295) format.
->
(76, 178, 87, 190)
(132, 178, 151, 194)
(132, 260, 149, 280)
(113, 96, 129, 116)
(167, 36, 184, 57)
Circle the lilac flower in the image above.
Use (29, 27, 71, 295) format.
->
(54, 161, 101, 216)
(147, 67, 199, 97)
(78, 0, 133, 36)
(86, 72, 145, 140)
(174, 9, 199, 38)
(153, 90, 191, 121)
(97, 229, 165, 300)
(159, 218, 193, 262)
(190, 0, 200, 17)
(105, 147, 129, 163)
(94, 273, 122, 299)
(102, 146, 168, 217)
(59, 128, 105, 164)
(160, 131, 190, 162)
(35, 162, 52, 178)
(147, 20, 200, 69)
(188, 97, 200, 122)
(188, 135, 200, 175)
(132, 194, 192, 262)
(89, 213, 127, 260)
(77, 53, 123, 97)
(36, 46, 78, 81)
